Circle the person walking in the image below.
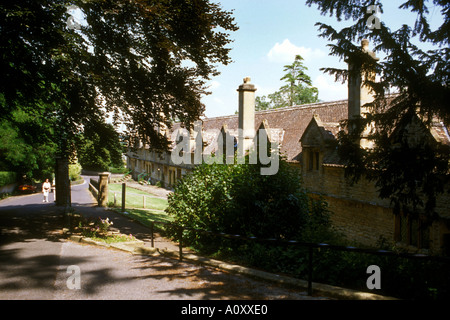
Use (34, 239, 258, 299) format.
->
(42, 178, 51, 203)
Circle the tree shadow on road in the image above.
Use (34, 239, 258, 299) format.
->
(128, 254, 313, 300)
(0, 204, 67, 246)
(0, 199, 315, 300)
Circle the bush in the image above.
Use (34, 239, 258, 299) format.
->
(109, 166, 128, 174)
(0, 171, 17, 186)
(69, 162, 82, 181)
(165, 156, 337, 252)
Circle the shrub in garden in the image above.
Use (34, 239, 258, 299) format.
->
(69, 162, 82, 181)
(0, 171, 17, 187)
(165, 155, 337, 254)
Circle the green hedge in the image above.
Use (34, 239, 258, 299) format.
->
(0, 171, 17, 187)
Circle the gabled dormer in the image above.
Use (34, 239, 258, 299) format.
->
(250, 119, 284, 162)
(389, 112, 450, 148)
(300, 114, 339, 172)
(217, 124, 238, 163)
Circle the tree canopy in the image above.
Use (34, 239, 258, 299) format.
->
(75, 120, 125, 172)
(1, 0, 237, 192)
(0, 109, 57, 180)
(2, 0, 237, 146)
(306, 0, 449, 217)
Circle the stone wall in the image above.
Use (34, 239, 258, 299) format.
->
(89, 181, 98, 200)
(302, 164, 450, 254)
(303, 165, 394, 247)
(314, 193, 394, 246)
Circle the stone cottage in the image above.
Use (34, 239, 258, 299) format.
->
(126, 41, 449, 255)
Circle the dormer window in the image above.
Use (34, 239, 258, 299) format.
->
(300, 114, 338, 173)
(307, 148, 321, 171)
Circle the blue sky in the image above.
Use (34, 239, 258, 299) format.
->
(201, 0, 444, 118)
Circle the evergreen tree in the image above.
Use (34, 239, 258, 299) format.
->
(280, 54, 318, 107)
(306, 0, 449, 218)
(255, 55, 319, 111)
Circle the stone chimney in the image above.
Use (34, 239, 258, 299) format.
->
(347, 39, 379, 120)
(347, 39, 379, 148)
(237, 77, 257, 154)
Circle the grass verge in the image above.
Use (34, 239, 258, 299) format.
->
(110, 207, 173, 228)
(108, 183, 168, 211)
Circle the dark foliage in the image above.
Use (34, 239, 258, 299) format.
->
(306, 0, 450, 218)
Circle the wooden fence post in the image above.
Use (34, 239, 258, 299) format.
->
(122, 182, 126, 212)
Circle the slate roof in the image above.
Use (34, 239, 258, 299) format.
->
(173, 99, 348, 163)
(168, 97, 449, 165)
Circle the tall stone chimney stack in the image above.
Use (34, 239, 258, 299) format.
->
(347, 39, 379, 149)
(347, 39, 379, 120)
(237, 77, 257, 153)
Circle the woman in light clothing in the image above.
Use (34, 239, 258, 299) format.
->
(42, 179, 51, 202)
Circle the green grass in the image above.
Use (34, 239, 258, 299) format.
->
(108, 183, 168, 211)
(107, 183, 172, 231)
(111, 207, 173, 228)
(89, 233, 138, 244)
(109, 166, 130, 174)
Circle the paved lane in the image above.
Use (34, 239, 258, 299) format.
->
(0, 177, 327, 300)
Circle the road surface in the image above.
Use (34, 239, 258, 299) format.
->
(0, 177, 328, 301)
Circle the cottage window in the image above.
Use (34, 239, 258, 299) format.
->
(396, 214, 430, 249)
(307, 149, 321, 171)
(308, 150, 314, 171)
(315, 151, 320, 170)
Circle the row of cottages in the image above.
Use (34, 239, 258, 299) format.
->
(126, 41, 450, 255)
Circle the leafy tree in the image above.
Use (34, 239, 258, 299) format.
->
(1, 0, 238, 205)
(0, 172, 17, 187)
(68, 162, 82, 181)
(256, 55, 319, 110)
(0, 110, 56, 181)
(75, 121, 124, 171)
(306, 0, 450, 218)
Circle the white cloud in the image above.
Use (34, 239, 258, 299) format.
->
(254, 82, 279, 97)
(313, 74, 348, 102)
(208, 80, 221, 90)
(267, 39, 326, 64)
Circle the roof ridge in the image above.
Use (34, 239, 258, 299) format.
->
(256, 99, 348, 115)
(199, 99, 349, 122)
